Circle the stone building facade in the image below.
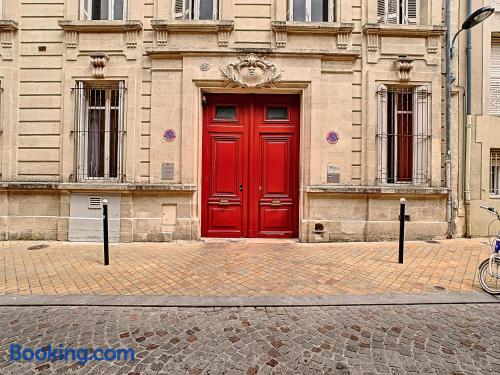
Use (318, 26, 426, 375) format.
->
(0, 0, 455, 242)
(454, 1, 500, 237)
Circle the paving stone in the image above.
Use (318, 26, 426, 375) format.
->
(1, 303, 499, 374)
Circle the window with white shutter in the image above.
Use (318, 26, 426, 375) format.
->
(287, 0, 334, 22)
(377, 0, 419, 25)
(80, 0, 127, 20)
(377, 85, 430, 185)
(490, 41, 500, 116)
(173, 0, 219, 20)
(74, 81, 126, 181)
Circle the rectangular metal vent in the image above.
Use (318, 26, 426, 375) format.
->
(88, 197, 102, 209)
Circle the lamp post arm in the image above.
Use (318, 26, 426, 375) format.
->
(450, 28, 464, 60)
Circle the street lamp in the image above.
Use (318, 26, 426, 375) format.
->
(445, 5, 494, 238)
(451, 6, 495, 59)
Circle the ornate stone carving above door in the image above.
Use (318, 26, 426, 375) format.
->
(220, 54, 283, 88)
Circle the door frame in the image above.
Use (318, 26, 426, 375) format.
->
(198, 90, 304, 239)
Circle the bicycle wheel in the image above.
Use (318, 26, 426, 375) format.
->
(478, 258, 500, 295)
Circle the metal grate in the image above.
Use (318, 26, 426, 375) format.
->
(491, 149, 500, 195)
(377, 85, 431, 185)
(73, 82, 126, 181)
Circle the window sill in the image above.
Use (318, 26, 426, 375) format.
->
(305, 185, 448, 195)
(58, 20, 143, 33)
(151, 19, 234, 33)
(0, 20, 18, 31)
(1, 182, 196, 192)
(362, 23, 446, 37)
(272, 21, 354, 35)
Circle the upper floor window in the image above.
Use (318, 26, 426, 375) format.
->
(377, 85, 430, 185)
(287, 0, 334, 22)
(74, 81, 126, 181)
(173, 0, 218, 20)
(377, 0, 418, 25)
(490, 40, 500, 115)
(80, 0, 127, 20)
(491, 149, 500, 196)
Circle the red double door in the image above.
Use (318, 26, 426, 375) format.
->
(202, 94, 300, 238)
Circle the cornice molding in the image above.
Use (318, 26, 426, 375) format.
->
(145, 48, 360, 61)
(362, 23, 446, 37)
(58, 20, 143, 33)
(273, 21, 354, 35)
(151, 19, 234, 33)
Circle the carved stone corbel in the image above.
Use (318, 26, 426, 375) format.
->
(271, 21, 287, 48)
(90, 53, 110, 79)
(156, 29, 168, 47)
(217, 20, 234, 47)
(394, 57, 414, 82)
(337, 31, 349, 49)
(0, 20, 18, 61)
(366, 31, 379, 52)
(427, 34, 439, 54)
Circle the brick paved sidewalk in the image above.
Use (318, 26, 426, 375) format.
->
(0, 239, 491, 296)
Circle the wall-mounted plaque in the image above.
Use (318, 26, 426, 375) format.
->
(161, 163, 174, 180)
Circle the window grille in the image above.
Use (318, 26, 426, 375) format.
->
(287, 0, 334, 22)
(377, 0, 418, 25)
(491, 150, 500, 195)
(173, 0, 219, 20)
(80, 0, 127, 20)
(73, 82, 126, 181)
(377, 85, 431, 185)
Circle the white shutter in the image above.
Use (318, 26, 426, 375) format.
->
(405, 0, 418, 25)
(377, 0, 387, 23)
(413, 86, 430, 184)
(378, 84, 388, 183)
(80, 0, 89, 20)
(387, 0, 399, 24)
(490, 42, 500, 115)
(287, 0, 293, 21)
(118, 81, 126, 181)
(213, 0, 219, 20)
(75, 81, 86, 180)
(172, 0, 190, 20)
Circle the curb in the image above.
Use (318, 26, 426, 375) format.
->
(0, 292, 498, 308)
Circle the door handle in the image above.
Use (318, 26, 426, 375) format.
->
(239, 184, 243, 192)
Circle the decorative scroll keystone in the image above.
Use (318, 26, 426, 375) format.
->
(394, 57, 414, 82)
(220, 53, 283, 88)
(90, 53, 110, 79)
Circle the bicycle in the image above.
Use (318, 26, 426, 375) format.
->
(478, 205, 500, 295)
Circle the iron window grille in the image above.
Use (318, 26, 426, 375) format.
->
(73, 81, 126, 182)
(80, 0, 127, 20)
(287, 0, 334, 22)
(491, 150, 500, 196)
(377, 0, 418, 25)
(173, 0, 219, 20)
(377, 85, 431, 185)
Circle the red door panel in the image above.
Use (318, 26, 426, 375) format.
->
(202, 94, 299, 238)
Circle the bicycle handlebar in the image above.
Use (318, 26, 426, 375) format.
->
(480, 204, 500, 219)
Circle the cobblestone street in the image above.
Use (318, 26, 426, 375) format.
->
(1, 302, 499, 374)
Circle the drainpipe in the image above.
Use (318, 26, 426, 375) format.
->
(445, 0, 455, 237)
(464, 0, 473, 237)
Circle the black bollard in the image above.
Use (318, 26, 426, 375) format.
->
(102, 199, 109, 266)
(399, 198, 406, 264)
